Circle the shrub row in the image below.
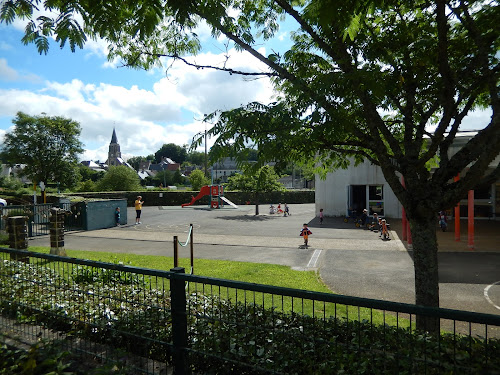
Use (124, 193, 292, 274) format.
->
(40, 189, 316, 207)
(1, 259, 498, 374)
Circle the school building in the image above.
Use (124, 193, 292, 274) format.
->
(315, 131, 500, 220)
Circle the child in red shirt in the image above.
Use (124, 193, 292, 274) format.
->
(300, 224, 312, 247)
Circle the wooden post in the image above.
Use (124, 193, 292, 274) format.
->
(190, 224, 194, 274)
(174, 236, 179, 267)
(454, 175, 460, 241)
(468, 190, 474, 250)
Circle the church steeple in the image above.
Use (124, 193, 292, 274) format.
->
(107, 128, 121, 167)
(111, 127, 118, 144)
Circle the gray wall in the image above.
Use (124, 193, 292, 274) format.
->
(85, 199, 127, 230)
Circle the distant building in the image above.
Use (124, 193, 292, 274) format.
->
(80, 160, 106, 172)
(211, 158, 242, 183)
(0, 164, 31, 184)
(137, 157, 181, 181)
(105, 128, 133, 169)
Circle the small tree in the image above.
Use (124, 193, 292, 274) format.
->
(227, 166, 285, 193)
(97, 166, 141, 191)
(189, 169, 210, 191)
(227, 166, 285, 215)
(1, 112, 83, 189)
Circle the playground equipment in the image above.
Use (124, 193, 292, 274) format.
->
(181, 185, 238, 209)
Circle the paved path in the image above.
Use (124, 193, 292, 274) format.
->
(29, 204, 500, 315)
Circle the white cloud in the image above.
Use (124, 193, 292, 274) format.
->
(0, 58, 40, 82)
(0, 59, 18, 81)
(0, 45, 276, 161)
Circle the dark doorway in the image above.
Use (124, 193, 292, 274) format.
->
(349, 185, 366, 216)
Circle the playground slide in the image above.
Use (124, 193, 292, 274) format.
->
(220, 196, 238, 209)
(181, 185, 210, 207)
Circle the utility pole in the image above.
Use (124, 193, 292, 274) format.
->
(204, 117, 208, 178)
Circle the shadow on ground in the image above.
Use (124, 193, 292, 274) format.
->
(216, 215, 276, 222)
(438, 252, 500, 284)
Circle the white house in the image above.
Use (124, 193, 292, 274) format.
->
(316, 132, 500, 219)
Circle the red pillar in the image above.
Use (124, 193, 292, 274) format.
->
(401, 176, 407, 241)
(454, 175, 460, 241)
(468, 190, 474, 250)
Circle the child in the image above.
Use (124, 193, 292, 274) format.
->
(300, 223, 312, 247)
(284, 203, 289, 217)
(319, 208, 324, 225)
(438, 211, 447, 232)
(368, 213, 378, 231)
(115, 207, 121, 226)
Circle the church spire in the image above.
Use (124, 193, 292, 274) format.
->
(107, 128, 121, 167)
(111, 127, 118, 144)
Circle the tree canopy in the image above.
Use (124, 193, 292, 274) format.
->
(3, 0, 499, 331)
(97, 166, 141, 191)
(226, 165, 285, 193)
(154, 143, 187, 164)
(0, 111, 83, 189)
(188, 169, 210, 191)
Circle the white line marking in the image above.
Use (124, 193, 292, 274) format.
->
(484, 281, 500, 311)
(307, 249, 322, 268)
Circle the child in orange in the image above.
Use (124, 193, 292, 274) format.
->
(300, 223, 312, 247)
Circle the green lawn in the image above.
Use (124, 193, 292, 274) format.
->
(28, 246, 332, 292)
(27, 246, 402, 327)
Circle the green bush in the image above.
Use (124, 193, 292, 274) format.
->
(1, 259, 499, 374)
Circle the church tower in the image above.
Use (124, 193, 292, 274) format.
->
(107, 128, 122, 167)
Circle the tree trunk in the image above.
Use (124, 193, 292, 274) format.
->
(410, 217, 440, 334)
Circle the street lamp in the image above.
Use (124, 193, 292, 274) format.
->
(204, 115, 208, 179)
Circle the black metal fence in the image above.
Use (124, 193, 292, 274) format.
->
(0, 202, 85, 236)
(1, 248, 499, 374)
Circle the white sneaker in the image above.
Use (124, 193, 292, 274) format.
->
(138, 222, 142, 224)
(135, 223, 138, 225)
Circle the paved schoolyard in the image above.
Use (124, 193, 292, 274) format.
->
(29, 203, 500, 315)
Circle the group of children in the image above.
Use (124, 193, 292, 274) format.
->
(300, 209, 391, 247)
(367, 212, 390, 239)
(269, 203, 290, 216)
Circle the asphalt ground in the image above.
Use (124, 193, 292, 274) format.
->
(29, 203, 500, 316)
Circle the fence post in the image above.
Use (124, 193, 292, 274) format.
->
(174, 236, 179, 267)
(7, 216, 29, 262)
(170, 267, 189, 374)
(190, 224, 194, 274)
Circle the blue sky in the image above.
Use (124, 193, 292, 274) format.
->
(0, 13, 288, 162)
(0, 11, 492, 163)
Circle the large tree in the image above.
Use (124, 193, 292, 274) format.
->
(154, 143, 187, 164)
(1, 112, 84, 189)
(3, 0, 499, 332)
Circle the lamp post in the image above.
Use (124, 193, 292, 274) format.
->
(203, 115, 208, 179)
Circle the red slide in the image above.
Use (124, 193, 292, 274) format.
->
(181, 185, 210, 207)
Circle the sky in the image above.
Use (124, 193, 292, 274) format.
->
(0, 11, 292, 163)
(0, 8, 492, 164)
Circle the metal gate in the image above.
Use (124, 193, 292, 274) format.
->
(0, 202, 85, 237)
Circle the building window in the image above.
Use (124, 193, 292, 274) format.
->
(368, 185, 384, 216)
